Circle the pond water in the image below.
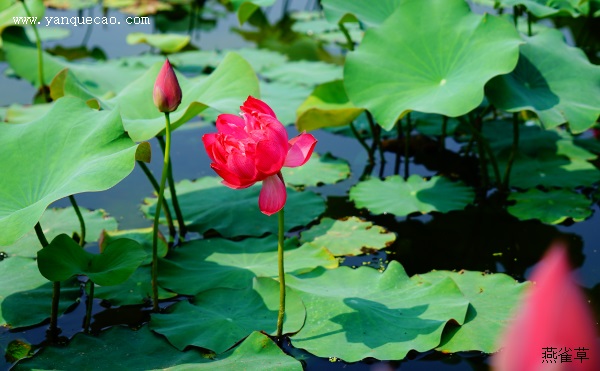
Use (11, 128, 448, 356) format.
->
(1, 1, 599, 370)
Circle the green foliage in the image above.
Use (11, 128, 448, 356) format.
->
(126, 32, 191, 54)
(350, 175, 475, 217)
(142, 177, 326, 238)
(507, 189, 592, 224)
(281, 152, 351, 187)
(0, 98, 139, 246)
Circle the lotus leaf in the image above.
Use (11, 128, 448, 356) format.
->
(507, 189, 592, 224)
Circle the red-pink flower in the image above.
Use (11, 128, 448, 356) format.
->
(153, 59, 182, 113)
(493, 245, 599, 371)
(202, 96, 317, 216)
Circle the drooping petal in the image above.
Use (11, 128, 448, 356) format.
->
(258, 173, 287, 216)
(216, 114, 247, 139)
(255, 139, 287, 177)
(284, 132, 317, 167)
(241, 96, 277, 118)
(492, 245, 600, 371)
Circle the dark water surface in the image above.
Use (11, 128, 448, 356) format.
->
(2, 1, 600, 370)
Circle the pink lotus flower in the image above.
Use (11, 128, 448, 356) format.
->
(153, 59, 182, 113)
(202, 96, 317, 215)
(493, 245, 599, 371)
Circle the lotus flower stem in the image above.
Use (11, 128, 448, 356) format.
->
(349, 122, 372, 164)
(21, 0, 47, 103)
(502, 113, 520, 191)
(137, 160, 176, 243)
(404, 113, 412, 180)
(339, 22, 354, 51)
(83, 280, 94, 333)
(151, 113, 173, 312)
(68, 195, 86, 247)
(157, 135, 187, 239)
(34, 222, 60, 340)
(394, 119, 402, 175)
(276, 208, 286, 338)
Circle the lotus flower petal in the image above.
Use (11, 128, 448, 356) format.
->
(258, 173, 287, 216)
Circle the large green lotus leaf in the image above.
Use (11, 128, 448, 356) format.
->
(296, 80, 365, 132)
(2, 27, 146, 94)
(344, 0, 522, 130)
(151, 277, 305, 353)
(486, 28, 600, 133)
(0, 0, 44, 47)
(1, 207, 117, 258)
(321, 0, 401, 27)
(2, 102, 53, 124)
(229, 0, 276, 24)
(350, 175, 474, 217)
(286, 261, 469, 362)
(259, 80, 312, 125)
(281, 152, 350, 187)
(412, 270, 530, 353)
(158, 236, 337, 295)
(0, 98, 139, 246)
(37, 234, 145, 286)
(507, 189, 592, 224)
(126, 32, 190, 54)
(14, 326, 301, 370)
(0, 257, 80, 328)
(261, 60, 343, 87)
(507, 153, 600, 188)
(106, 52, 259, 142)
(93, 265, 176, 306)
(99, 227, 168, 266)
(141, 177, 326, 238)
(299, 217, 396, 256)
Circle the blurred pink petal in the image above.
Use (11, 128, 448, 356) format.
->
(258, 173, 286, 216)
(284, 132, 317, 168)
(493, 245, 599, 371)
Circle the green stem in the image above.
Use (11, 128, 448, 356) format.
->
(83, 280, 95, 334)
(152, 113, 172, 312)
(338, 22, 354, 51)
(502, 113, 520, 191)
(440, 116, 448, 151)
(157, 136, 187, 239)
(404, 113, 412, 180)
(21, 0, 47, 102)
(276, 208, 286, 338)
(365, 111, 378, 165)
(463, 118, 502, 188)
(393, 119, 402, 175)
(527, 11, 532, 36)
(137, 160, 176, 243)
(350, 122, 373, 164)
(513, 5, 519, 28)
(35, 223, 60, 339)
(68, 195, 86, 247)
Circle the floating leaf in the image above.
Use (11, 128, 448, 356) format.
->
(99, 228, 168, 266)
(281, 152, 350, 187)
(296, 80, 364, 132)
(0, 257, 80, 328)
(260, 80, 312, 125)
(126, 32, 191, 54)
(344, 0, 521, 130)
(350, 175, 474, 217)
(507, 189, 592, 224)
(300, 217, 395, 256)
(169, 48, 287, 74)
(286, 261, 469, 362)
(474, 0, 581, 18)
(1, 102, 53, 124)
(37, 234, 145, 286)
(93, 266, 176, 306)
(142, 177, 325, 238)
(261, 60, 343, 86)
(0, 98, 139, 246)
(151, 277, 305, 353)
(411, 270, 530, 353)
(486, 28, 600, 133)
(321, 0, 401, 27)
(13, 326, 302, 370)
(158, 236, 337, 295)
(1, 207, 117, 258)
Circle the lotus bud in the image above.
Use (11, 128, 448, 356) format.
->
(153, 59, 182, 113)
